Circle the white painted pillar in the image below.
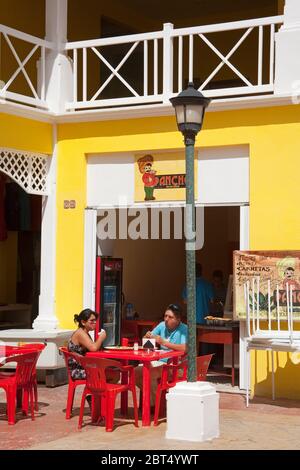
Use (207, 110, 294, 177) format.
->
(44, 0, 73, 113)
(275, 0, 300, 97)
(239, 205, 250, 390)
(83, 209, 97, 310)
(33, 125, 59, 330)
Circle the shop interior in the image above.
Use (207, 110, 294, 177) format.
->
(99, 205, 240, 371)
(0, 176, 41, 330)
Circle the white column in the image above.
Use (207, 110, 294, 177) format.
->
(44, 0, 73, 113)
(83, 209, 97, 310)
(33, 125, 59, 330)
(239, 205, 250, 389)
(275, 0, 300, 97)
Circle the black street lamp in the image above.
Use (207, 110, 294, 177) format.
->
(170, 83, 210, 382)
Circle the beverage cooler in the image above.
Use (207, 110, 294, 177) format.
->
(95, 256, 122, 346)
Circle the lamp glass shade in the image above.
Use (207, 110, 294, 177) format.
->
(175, 103, 205, 127)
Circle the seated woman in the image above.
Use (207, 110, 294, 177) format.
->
(68, 308, 118, 382)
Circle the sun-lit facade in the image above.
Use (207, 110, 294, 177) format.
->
(0, 0, 300, 399)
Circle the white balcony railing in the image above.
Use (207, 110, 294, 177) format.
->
(65, 15, 283, 112)
(0, 15, 284, 113)
(0, 24, 53, 109)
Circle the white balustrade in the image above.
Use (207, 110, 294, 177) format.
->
(0, 15, 284, 112)
(0, 24, 53, 109)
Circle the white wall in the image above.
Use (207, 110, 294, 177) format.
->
(87, 146, 249, 207)
(87, 153, 135, 207)
(197, 145, 249, 204)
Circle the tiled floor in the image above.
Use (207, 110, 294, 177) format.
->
(1, 383, 300, 450)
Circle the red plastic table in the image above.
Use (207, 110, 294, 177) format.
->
(88, 348, 184, 426)
(196, 324, 239, 386)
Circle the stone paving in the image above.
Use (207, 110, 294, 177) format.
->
(1, 384, 300, 450)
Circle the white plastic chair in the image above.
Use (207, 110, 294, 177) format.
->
(244, 277, 300, 406)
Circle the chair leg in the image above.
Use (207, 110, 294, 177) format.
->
(22, 388, 29, 416)
(34, 379, 38, 411)
(66, 382, 76, 419)
(78, 389, 87, 429)
(6, 386, 16, 425)
(131, 387, 139, 428)
(29, 387, 35, 421)
(105, 392, 116, 432)
(153, 387, 162, 426)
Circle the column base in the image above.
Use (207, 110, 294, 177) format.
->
(166, 381, 219, 442)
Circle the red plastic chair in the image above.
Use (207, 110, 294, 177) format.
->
(0, 350, 41, 424)
(76, 355, 139, 432)
(153, 354, 214, 426)
(0, 343, 46, 412)
(153, 355, 187, 426)
(19, 343, 46, 411)
(196, 354, 214, 381)
(59, 347, 86, 419)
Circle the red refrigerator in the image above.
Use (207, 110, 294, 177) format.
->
(95, 256, 123, 346)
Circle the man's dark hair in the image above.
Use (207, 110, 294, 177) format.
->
(167, 303, 182, 319)
(196, 263, 202, 277)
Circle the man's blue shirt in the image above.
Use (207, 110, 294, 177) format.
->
(182, 277, 214, 324)
(151, 321, 187, 362)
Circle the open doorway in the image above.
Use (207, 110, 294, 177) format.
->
(0, 175, 41, 329)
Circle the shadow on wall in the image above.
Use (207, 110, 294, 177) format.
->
(253, 349, 300, 401)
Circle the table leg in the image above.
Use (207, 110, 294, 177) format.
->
(120, 368, 128, 416)
(142, 362, 151, 426)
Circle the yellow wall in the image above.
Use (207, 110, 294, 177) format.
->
(0, 113, 52, 153)
(57, 103, 300, 399)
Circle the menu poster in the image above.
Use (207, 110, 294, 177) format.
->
(233, 250, 300, 320)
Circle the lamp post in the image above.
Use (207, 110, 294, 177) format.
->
(170, 83, 210, 382)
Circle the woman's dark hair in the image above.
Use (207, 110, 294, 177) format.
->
(74, 308, 98, 328)
(166, 303, 182, 319)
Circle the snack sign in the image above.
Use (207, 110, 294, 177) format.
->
(135, 152, 197, 202)
(233, 250, 300, 320)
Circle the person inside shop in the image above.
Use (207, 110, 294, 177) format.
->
(210, 269, 227, 317)
(182, 263, 214, 324)
(68, 308, 119, 384)
(135, 303, 187, 409)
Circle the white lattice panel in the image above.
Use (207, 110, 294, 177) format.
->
(0, 147, 50, 195)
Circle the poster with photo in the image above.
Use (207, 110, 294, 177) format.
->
(233, 250, 300, 320)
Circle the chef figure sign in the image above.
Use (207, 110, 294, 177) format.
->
(138, 154, 159, 201)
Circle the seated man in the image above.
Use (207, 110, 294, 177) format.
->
(135, 303, 187, 408)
